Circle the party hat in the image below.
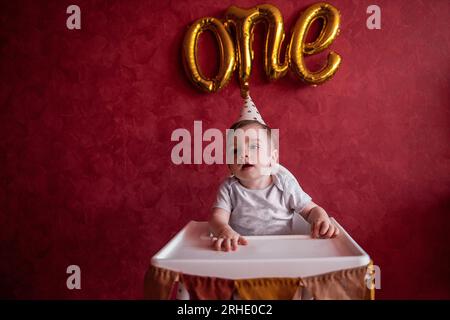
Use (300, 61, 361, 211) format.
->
(236, 95, 266, 125)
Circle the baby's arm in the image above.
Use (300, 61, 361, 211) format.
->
(209, 208, 248, 251)
(300, 201, 340, 238)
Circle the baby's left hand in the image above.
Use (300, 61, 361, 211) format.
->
(309, 208, 340, 239)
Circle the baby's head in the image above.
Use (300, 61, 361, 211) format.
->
(226, 120, 278, 182)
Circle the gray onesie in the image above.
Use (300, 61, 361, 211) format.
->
(213, 165, 312, 235)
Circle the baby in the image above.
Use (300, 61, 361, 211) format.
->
(209, 96, 339, 252)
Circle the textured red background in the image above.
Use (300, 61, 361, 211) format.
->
(0, 0, 449, 299)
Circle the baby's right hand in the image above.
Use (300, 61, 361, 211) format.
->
(212, 225, 248, 252)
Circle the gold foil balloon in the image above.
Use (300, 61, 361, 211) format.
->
(182, 2, 341, 95)
(289, 2, 341, 84)
(182, 17, 235, 93)
(225, 4, 289, 98)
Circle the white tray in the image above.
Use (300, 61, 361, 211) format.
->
(151, 218, 370, 279)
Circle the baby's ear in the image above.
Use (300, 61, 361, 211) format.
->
(271, 148, 279, 164)
(270, 150, 280, 175)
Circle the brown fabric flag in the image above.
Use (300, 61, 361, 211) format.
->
(144, 263, 373, 300)
(302, 265, 370, 300)
(235, 278, 301, 300)
(144, 265, 179, 299)
(181, 273, 235, 300)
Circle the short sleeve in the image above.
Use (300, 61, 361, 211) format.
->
(286, 176, 312, 218)
(212, 180, 233, 213)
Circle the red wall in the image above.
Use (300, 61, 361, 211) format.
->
(0, 0, 449, 299)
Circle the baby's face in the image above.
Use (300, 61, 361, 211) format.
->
(228, 123, 278, 181)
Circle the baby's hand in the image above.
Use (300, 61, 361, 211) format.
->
(310, 209, 340, 239)
(212, 225, 248, 252)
